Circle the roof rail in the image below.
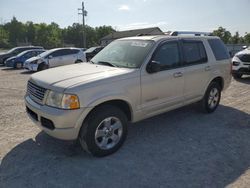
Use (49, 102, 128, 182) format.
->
(168, 31, 213, 36)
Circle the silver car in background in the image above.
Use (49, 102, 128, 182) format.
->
(24, 48, 86, 71)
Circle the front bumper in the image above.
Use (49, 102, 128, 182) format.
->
(25, 95, 91, 140)
(232, 66, 250, 75)
(5, 61, 15, 67)
(24, 63, 38, 71)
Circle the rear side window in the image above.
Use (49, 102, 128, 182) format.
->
(182, 40, 207, 65)
(71, 49, 80, 54)
(208, 39, 230, 60)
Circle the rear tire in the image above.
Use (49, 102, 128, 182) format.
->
(79, 105, 128, 157)
(37, 63, 48, 71)
(75, 60, 82, 63)
(200, 82, 221, 113)
(15, 62, 22, 69)
(232, 73, 242, 79)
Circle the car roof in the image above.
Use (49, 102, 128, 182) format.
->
(118, 35, 220, 42)
(14, 46, 43, 49)
(47, 47, 81, 52)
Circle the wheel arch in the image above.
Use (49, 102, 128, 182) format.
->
(210, 76, 224, 90)
(85, 99, 133, 123)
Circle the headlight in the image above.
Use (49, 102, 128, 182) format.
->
(45, 90, 80, 109)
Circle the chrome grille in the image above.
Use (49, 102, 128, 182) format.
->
(27, 81, 47, 104)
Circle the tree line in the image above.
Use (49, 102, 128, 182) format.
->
(0, 17, 115, 49)
(0, 17, 250, 49)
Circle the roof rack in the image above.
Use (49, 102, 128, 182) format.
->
(167, 31, 213, 36)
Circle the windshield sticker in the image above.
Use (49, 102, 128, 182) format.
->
(131, 41, 148, 47)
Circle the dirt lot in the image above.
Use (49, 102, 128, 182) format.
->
(0, 66, 249, 188)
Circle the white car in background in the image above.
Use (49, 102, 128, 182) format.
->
(24, 48, 86, 71)
(232, 46, 250, 78)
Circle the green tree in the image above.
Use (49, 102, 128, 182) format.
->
(244, 33, 250, 43)
(25, 21, 36, 44)
(4, 17, 26, 45)
(213, 27, 232, 44)
(230, 31, 240, 44)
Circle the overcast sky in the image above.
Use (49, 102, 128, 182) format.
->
(0, 0, 250, 35)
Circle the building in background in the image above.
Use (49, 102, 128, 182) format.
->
(100, 27, 164, 46)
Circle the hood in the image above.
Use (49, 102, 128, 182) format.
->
(236, 48, 250, 56)
(30, 63, 135, 92)
(25, 56, 41, 63)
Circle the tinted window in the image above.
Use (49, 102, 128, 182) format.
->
(153, 42, 180, 70)
(51, 49, 68, 57)
(183, 41, 207, 65)
(71, 49, 80, 54)
(208, 39, 230, 60)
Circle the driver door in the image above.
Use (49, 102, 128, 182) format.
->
(140, 40, 185, 117)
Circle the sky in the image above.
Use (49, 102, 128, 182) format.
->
(0, 0, 250, 35)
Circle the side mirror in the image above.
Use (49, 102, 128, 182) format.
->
(146, 61, 161, 73)
(48, 55, 53, 59)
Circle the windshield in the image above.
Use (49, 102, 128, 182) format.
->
(38, 50, 53, 58)
(91, 40, 154, 68)
(7, 47, 18, 54)
(85, 47, 97, 53)
(16, 50, 28, 57)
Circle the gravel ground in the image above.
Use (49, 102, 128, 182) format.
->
(0, 66, 249, 188)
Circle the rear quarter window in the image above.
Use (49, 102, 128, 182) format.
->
(208, 39, 230, 60)
(182, 40, 208, 65)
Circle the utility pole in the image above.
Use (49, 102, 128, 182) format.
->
(78, 2, 87, 48)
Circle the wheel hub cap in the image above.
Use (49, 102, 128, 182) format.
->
(95, 117, 123, 150)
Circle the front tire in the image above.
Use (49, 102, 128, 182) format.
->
(15, 62, 22, 69)
(79, 105, 128, 157)
(37, 63, 48, 71)
(200, 82, 221, 113)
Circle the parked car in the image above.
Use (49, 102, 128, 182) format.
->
(232, 47, 250, 78)
(24, 48, 86, 71)
(85, 46, 104, 61)
(25, 34, 231, 157)
(5, 49, 45, 68)
(0, 46, 44, 64)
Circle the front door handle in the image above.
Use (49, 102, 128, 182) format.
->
(205, 66, 211, 71)
(173, 72, 183, 78)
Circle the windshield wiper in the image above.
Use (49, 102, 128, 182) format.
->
(97, 61, 117, 67)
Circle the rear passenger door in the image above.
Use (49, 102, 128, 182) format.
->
(64, 49, 79, 65)
(181, 39, 211, 103)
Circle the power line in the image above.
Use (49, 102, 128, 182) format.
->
(78, 2, 87, 48)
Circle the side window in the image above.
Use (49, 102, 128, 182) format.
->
(208, 39, 230, 60)
(70, 49, 80, 54)
(183, 41, 207, 65)
(51, 50, 66, 57)
(153, 42, 180, 70)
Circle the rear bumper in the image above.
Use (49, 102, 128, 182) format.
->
(25, 95, 91, 140)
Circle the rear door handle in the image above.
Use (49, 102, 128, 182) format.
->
(205, 66, 211, 71)
(173, 72, 183, 78)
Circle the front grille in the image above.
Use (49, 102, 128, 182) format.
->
(239, 54, 250, 62)
(27, 81, 47, 104)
